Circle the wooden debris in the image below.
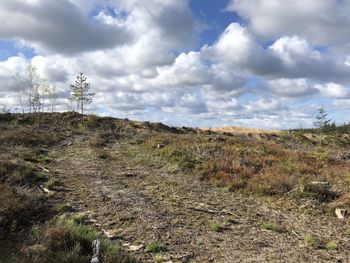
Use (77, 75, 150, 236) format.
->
(38, 185, 52, 194)
(102, 229, 120, 240)
(281, 187, 298, 199)
(309, 181, 329, 185)
(176, 252, 194, 261)
(127, 244, 143, 251)
(40, 166, 50, 173)
(91, 239, 101, 263)
(335, 208, 347, 220)
(291, 230, 302, 239)
(187, 206, 242, 219)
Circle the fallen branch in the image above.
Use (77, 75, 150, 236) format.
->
(176, 252, 194, 260)
(40, 166, 50, 173)
(335, 208, 347, 220)
(291, 230, 302, 239)
(38, 185, 52, 194)
(280, 187, 298, 199)
(309, 181, 329, 185)
(187, 206, 242, 219)
(188, 206, 224, 214)
(91, 239, 101, 263)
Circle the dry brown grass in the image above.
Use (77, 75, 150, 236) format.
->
(0, 183, 48, 236)
(133, 130, 349, 207)
(0, 128, 59, 147)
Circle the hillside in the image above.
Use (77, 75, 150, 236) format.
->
(1, 113, 350, 263)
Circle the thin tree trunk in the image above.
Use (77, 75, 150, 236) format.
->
(16, 89, 24, 114)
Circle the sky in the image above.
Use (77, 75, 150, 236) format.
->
(0, 0, 350, 129)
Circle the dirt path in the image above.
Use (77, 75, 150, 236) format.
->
(48, 134, 349, 262)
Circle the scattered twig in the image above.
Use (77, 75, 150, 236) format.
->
(280, 187, 298, 199)
(291, 230, 302, 239)
(40, 166, 50, 173)
(186, 206, 242, 219)
(309, 181, 329, 185)
(38, 185, 52, 194)
(188, 206, 223, 214)
(176, 252, 194, 260)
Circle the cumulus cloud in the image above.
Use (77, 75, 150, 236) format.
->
(0, 56, 27, 91)
(202, 24, 350, 82)
(227, 0, 350, 46)
(0, 0, 349, 128)
(315, 83, 350, 98)
(0, 0, 132, 54)
(266, 79, 317, 98)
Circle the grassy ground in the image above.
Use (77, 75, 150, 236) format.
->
(0, 112, 349, 262)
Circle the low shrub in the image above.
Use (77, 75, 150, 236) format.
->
(0, 128, 59, 147)
(21, 216, 135, 263)
(0, 184, 48, 234)
(0, 161, 44, 185)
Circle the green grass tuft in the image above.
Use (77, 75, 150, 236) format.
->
(303, 233, 318, 247)
(146, 242, 167, 253)
(262, 222, 281, 232)
(325, 241, 338, 250)
(58, 203, 73, 212)
(209, 222, 223, 232)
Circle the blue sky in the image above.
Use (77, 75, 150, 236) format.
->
(0, 0, 349, 129)
(190, 0, 244, 47)
(0, 40, 36, 60)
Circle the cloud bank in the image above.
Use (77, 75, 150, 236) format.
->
(0, 0, 349, 129)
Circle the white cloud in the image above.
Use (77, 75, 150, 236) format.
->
(0, 56, 27, 91)
(267, 78, 317, 98)
(245, 98, 283, 113)
(202, 23, 266, 72)
(228, 0, 350, 46)
(333, 99, 350, 109)
(0, 1, 350, 129)
(315, 83, 350, 98)
(0, 0, 132, 54)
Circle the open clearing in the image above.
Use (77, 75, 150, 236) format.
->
(1, 113, 349, 262)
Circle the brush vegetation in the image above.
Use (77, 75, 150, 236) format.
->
(0, 112, 349, 262)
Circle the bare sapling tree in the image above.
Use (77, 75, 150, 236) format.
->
(47, 84, 57, 113)
(40, 81, 57, 113)
(12, 73, 25, 114)
(26, 62, 44, 114)
(69, 73, 95, 115)
(314, 106, 331, 145)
